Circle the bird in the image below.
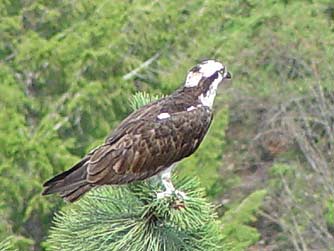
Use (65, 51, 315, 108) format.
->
(42, 59, 232, 202)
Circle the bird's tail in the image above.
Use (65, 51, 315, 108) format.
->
(42, 157, 93, 202)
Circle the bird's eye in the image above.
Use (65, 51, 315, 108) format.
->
(219, 68, 225, 74)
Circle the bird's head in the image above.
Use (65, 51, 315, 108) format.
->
(184, 60, 232, 107)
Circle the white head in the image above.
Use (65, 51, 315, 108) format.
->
(184, 60, 231, 108)
(185, 60, 231, 87)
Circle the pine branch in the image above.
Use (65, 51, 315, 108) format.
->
(128, 92, 163, 111)
(47, 178, 222, 251)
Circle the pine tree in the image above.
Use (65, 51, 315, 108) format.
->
(45, 93, 223, 251)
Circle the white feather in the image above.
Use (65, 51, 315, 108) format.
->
(185, 72, 202, 87)
(157, 113, 170, 120)
(186, 106, 196, 111)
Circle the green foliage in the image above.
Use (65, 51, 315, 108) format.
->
(0, 238, 16, 251)
(46, 178, 222, 251)
(269, 163, 295, 187)
(325, 199, 334, 227)
(0, 67, 79, 249)
(221, 190, 267, 251)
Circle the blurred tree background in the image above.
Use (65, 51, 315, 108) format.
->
(0, 0, 333, 250)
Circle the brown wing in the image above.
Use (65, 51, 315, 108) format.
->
(86, 106, 212, 185)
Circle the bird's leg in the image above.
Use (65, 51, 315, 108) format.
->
(156, 164, 187, 200)
(160, 167, 175, 196)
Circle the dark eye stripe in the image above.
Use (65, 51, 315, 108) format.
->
(201, 71, 219, 93)
(208, 71, 219, 82)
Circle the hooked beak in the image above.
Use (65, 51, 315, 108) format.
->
(223, 71, 232, 79)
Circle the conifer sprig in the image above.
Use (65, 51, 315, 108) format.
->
(47, 178, 222, 251)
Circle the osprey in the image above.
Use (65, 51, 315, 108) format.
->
(42, 60, 231, 202)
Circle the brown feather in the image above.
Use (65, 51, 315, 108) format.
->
(42, 87, 214, 202)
